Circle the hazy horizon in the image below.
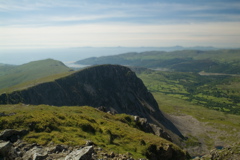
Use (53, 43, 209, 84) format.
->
(1, 45, 240, 65)
(1, 0, 240, 64)
(1, 0, 240, 48)
(0, 46, 220, 65)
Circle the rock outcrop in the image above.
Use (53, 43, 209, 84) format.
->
(65, 146, 94, 160)
(0, 141, 12, 158)
(0, 129, 28, 143)
(22, 146, 48, 160)
(0, 65, 182, 138)
(133, 116, 172, 142)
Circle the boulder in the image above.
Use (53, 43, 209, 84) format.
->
(0, 141, 12, 157)
(65, 146, 94, 160)
(146, 144, 184, 160)
(133, 116, 172, 142)
(85, 140, 94, 146)
(47, 144, 68, 154)
(0, 129, 28, 143)
(149, 124, 172, 142)
(22, 146, 48, 160)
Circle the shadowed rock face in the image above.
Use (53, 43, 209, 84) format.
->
(0, 65, 182, 137)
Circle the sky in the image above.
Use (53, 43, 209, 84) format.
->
(1, 0, 240, 49)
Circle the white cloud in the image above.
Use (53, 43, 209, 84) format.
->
(2, 1, 240, 27)
(1, 22, 240, 48)
(1, 1, 240, 49)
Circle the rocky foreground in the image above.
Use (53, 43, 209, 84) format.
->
(1, 129, 238, 159)
(1, 139, 137, 160)
(0, 129, 186, 160)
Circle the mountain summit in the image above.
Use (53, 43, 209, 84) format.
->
(0, 64, 182, 138)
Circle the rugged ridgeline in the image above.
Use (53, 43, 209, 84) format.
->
(0, 65, 182, 139)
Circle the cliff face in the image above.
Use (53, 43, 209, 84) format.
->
(0, 65, 182, 137)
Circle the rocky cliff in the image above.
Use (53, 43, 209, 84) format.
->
(0, 65, 182, 138)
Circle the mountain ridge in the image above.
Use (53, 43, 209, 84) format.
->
(0, 64, 183, 141)
(75, 49, 240, 74)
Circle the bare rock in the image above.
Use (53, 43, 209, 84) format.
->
(0, 129, 28, 143)
(0, 141, 12, 157)
(149, 124, 172, 142)
(47, 144, 68, 154)
(65, 146, 94, 160)
(97, 106, 107, 112)
(85, 140, 94, 146)
(133, 116, 172, 142)
(145, 144, 187, 160)
(109, 151, 115, 158)
(22, 146, 48, 160)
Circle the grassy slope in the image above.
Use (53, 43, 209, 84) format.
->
(0, 59, 73, 93)
(0, 105, 187, 159)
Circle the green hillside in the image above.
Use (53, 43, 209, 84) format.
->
(76, 49, 240, 74)
(0, 59, 73, 93)
(134, 67, 240, 115)
(0, 64, 16, 76)
(0, 104, 189, 159)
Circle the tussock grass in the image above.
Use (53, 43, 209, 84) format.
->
(0, 104, 186, 159)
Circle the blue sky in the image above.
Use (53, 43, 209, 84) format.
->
(1, 0, 240, 48)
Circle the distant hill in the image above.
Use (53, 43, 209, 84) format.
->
(0, 64, 16, 76)
(132, 67, 240, 115)
(0, 59, 72, 92)
(75, 49, 240, 74)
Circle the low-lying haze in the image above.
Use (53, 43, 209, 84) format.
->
(1, 0, 240, 64)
